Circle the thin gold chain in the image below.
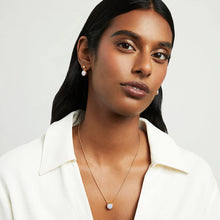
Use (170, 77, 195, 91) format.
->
(77, 123, 140, 207)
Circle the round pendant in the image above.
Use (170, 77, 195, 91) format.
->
(106, 203, 113, 210)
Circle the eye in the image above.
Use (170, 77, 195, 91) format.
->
(152, 52, 170, 62)
(117, 42, 135, 51)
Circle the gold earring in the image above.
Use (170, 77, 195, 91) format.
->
(81, 65, 87, 76)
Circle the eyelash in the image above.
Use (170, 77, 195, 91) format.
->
(152, 52, 170, 62)
(117, 41, 135, 51)
(116, 40, 170, 63)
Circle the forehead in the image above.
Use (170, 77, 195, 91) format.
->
(104, 9, 172, 43)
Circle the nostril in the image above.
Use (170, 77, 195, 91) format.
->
(135, 70, 151, 77)
(136, 70, 142, 74)
(146, 72, 151, 77)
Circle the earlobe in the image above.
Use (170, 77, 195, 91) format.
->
(77, 36, 92, 70)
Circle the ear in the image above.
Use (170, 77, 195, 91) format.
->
(77, 36, 93, 71)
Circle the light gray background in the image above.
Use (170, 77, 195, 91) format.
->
(0, 0, 220, 185)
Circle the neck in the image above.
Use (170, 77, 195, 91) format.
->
(78, 106, 141, 166)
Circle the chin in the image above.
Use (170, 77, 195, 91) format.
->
(98, 95, 153, 118)
(108, 102, 149, 118)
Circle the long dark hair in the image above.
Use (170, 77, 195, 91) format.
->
(50, 0, 175, 133)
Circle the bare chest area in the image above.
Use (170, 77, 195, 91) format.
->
(78, 161, 150, 220)
(73, 126, 151, 219)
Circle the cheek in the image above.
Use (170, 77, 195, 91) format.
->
(92, 47, 132, 87)
(100, 48, 129, 74)
(90, 49, 120, 103)
(153, 64, 168, 89)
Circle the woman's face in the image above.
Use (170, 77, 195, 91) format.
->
(88, 9, 173, 117)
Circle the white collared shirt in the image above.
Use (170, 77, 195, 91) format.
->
(0, 110, 220, 219)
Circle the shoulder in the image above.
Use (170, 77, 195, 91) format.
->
(153, 124, 219, 195)
(140, 117, 217, 180)
(0, 136, 44, 180)
(182, 147, 215, 178)
(163, 132, 218, 188)
(164, 132, 216, 180)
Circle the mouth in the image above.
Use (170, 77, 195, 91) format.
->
(120, 81, 150, 98)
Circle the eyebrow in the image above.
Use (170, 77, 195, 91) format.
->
(111, 30, 140, 40)
(111, 30, 173, 49)
(159, 41, 172, 49)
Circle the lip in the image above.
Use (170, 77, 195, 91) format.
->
(120, 81, 150, 98)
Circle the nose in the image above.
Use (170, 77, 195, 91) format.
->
(132, 52, 152, 77)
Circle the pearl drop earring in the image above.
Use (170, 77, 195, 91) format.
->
(81, 66, 87, 76)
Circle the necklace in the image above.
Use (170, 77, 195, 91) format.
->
(77, 123, 140, 210)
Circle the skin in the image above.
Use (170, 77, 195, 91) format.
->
(73, 9, 173, 220)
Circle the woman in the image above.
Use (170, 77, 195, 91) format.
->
(0, 0, 220, 219)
